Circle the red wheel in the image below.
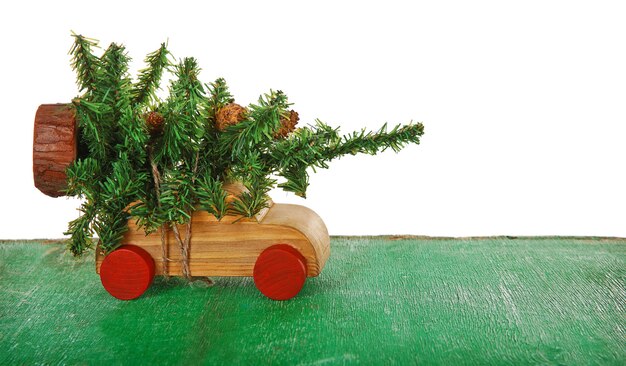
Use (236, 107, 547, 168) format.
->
(100, 245, 155, 300)
(253, 244, 307, 300)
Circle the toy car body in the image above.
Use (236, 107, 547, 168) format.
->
(96, 200, 330, 300)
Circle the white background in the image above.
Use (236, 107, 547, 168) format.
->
(1, 0, 625, 239)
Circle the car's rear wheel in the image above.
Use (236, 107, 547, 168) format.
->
(253, 244, 307, 300)
(100, 245, 155, 300)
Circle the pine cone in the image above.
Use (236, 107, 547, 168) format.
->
(275, 110, 299, 138)
(216, 103, 247, 131)
(145, 111, 164, 135)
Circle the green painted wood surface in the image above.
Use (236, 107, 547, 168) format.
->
(0, 237, 624, 365)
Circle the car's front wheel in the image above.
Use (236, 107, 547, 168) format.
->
(253, 244, 307, 300)
(99, 245, 155, 300)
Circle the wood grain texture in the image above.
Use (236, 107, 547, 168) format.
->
(95, 203, 330, 278)
(253, 244, 308, 300)
(1, 237, 625, 364)
(99, 245, 155, 300)
(32, 104, 77, 197)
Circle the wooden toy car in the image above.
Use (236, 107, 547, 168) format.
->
(33, 104, 330, 301)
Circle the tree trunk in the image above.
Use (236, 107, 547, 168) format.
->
(33, 104, 77, 197)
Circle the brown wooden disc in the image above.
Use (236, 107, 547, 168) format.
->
(33, 104, 77, 197)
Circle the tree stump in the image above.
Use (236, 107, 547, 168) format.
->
(33, 104, 77, 197)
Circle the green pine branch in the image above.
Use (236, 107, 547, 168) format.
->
(231, 176, 274, 217)
(73, 103, 110, 164)
(64, 201, 96, 256)
(69, 33, 101, 93)
(268, 121, 425, 197)
(65, 157, 99, 199)
(219, 90, 290, 159)
(132, 43, 171, 107)
(99, 43, 132, 112)
(116, 107, 149, 170)
(92, 154, 147, 253)
(326, 122, 425, 159)
(155, 58, 206, 166)
(277, 165, 310, 198)
(206, 77, 234, 122)
(196, 174, 228, 219)
(158, 168, 195, 225)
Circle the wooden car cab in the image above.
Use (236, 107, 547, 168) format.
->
(96, 203, 330, 277)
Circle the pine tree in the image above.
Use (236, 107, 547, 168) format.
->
(64, 34, 425, 278)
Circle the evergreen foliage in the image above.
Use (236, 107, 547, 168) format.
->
(64, 35, 425, 259)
